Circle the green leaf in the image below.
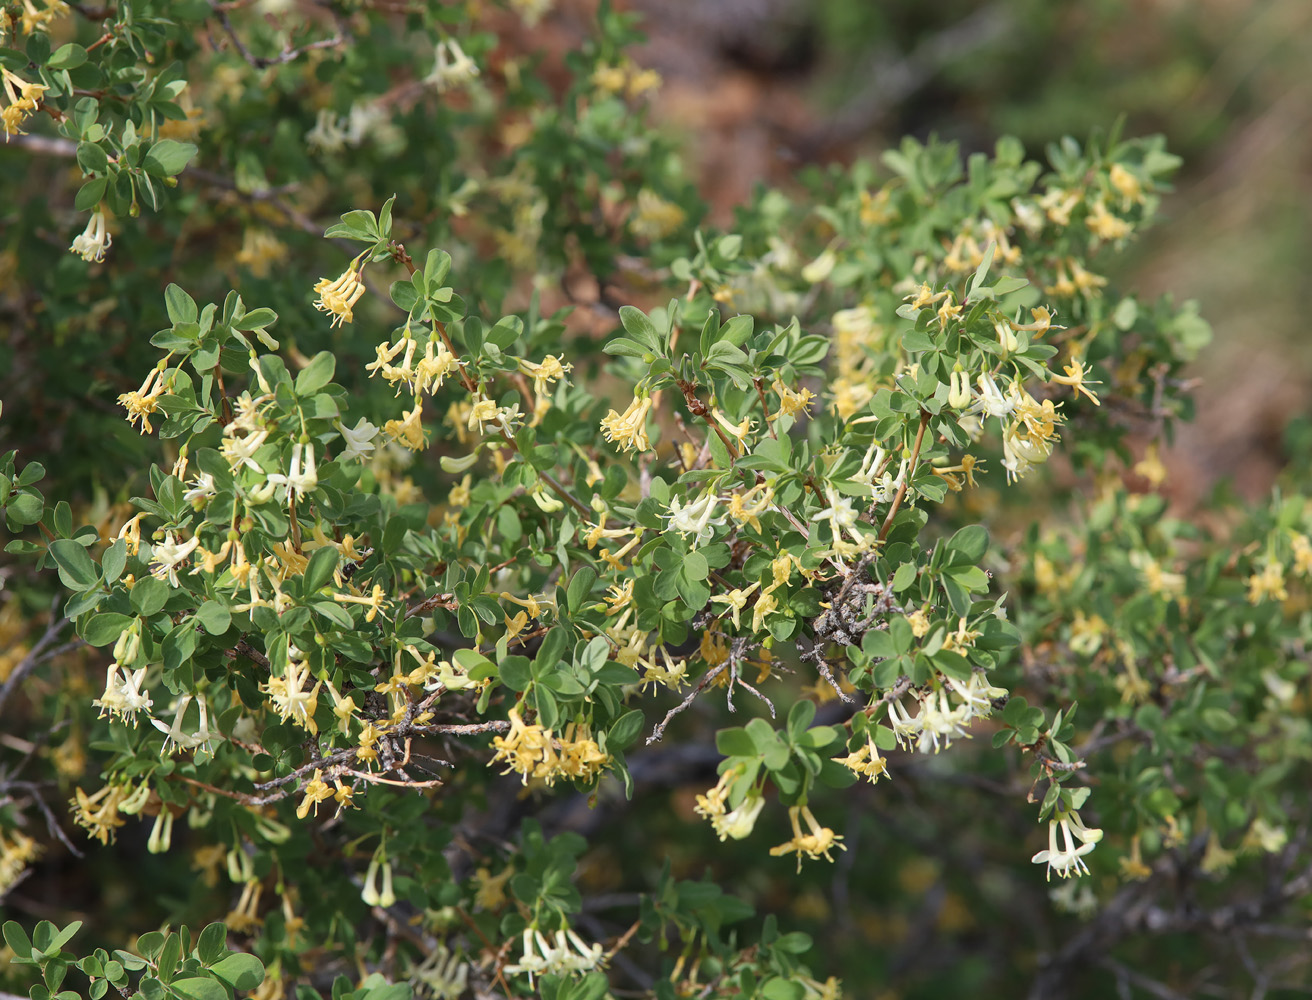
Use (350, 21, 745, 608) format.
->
(601, 338, 648, 359)
(302, 547, 339, 595)
(77, 141, 109, 175)
(945, 564, 989, 592)
(233, 308, 277, 332)
(295, 352, 336, 396)
(567, 566, 597, 613)
(324, 209, 378, 241)
(83, 612, 134, 647)
(967, 239, 997, 297)
(3, 921, 32, 959)
(169, 977, 229, 1000)
(195, 923, 226, 967)
(608, 710, 644, 749)
(720, 314, 753, 347)
(786, 699, 816, 739)
(499, 655, 532, 691)
(48, 538, 99, 592)
(143, 139, 197, 177)
(74, 177, 108, 211)
(716, 727, 756, 758)
(48, 42, 87, 69)
(130, 575, 171, 616)
(944, 524, 989, 566)
(423, 248, 452, 288)
(164, 284, 198, 326)
(7, 491, 45, 525)
(891, 561, 918, 592)
(389, 280, 418, 312)
(618, 305, 661, 351)
(25, 30, 50, 66)
(208, 953, 264, 992)
(194, 601, 231, 636)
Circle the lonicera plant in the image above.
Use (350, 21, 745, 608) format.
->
(4, 2, 1312, 999)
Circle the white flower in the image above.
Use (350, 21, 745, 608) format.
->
(412, 944, 469, 1000)
(335, 417, 380, 463)
(814, 487, 858, 532)
(361, 857, 396, 907)
(945, 671, 1007, 719)
(851, 442, 887, 490)
(149, 532, 200, 586)
(503, 926, 603, 985)
(503, 930, 551, 987)
(69, 211, 112, 263)
(93, 663, 153, 726)
(182, 472, 217, 504)
(664, 492, 726, 547)
(425, 38, 479, 93)
(266, 442, 318, 505)
(887, 698, 922, 749)
(1002, 421, 1053, 482)
(1031, 811, 1101, 881)
(151, 694, 223, 755)
(972, 371, 1015, 419)
(221, 427, 268, 473)
(343, 101, 403, 150)
(305, 107, 348, 153)
(915, 688, 970, 753)
(871, 458, 907, 504)
(712, 793, 766, 841)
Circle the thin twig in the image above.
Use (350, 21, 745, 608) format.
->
(647, 662, 727, 744)
(0, 598, 75, 718)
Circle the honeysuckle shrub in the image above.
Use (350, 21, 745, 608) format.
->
(2, 3, 1310, 1000)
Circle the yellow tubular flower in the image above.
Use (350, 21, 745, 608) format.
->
(313, 264, 366, 327)
(727, 483, 774, 533)
(769, 805, 846, 871)
(599, 394, 653, 453)
(711, 582, 760, 629)
(118, 366, 168, 434)
(1085, 199, 1131, 241)
(518, 354, 571, 395)
(1050, 358, 1102, 405)
(384, 398, 427, 451)
(295, 769, 333, 819)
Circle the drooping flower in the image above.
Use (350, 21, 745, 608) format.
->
(94, 664, 152, 727)
(335, 417, 380, 463)
(772, 377, 815, 418)
(313, 264, 366, 327)
(835, 735, 889, 784)
(664, 491, 726, 547)
(149, 532, 200, 586)
(265, 442, 319, 505)
(381, 397, 425, 452)
(711, 582, 760, 630)
(263, 657, 322, 735)
(599, 394, 653, 453)
(295, 769, 333, 820)
(517, 355, 572, 396)
(630, 189, 685, 241)
(151, 694, 223, 755)
(118, 366, 168, 434)
(305, 107, 348, 153)
(768, 805, 846, 871)
(712, 792, 766, 841)
(361, 853, 396, 907)
(69, 210, 113, 262)
(425, 38, 480, 93)
(1050, 357, 1102, 405)
(1031, 810, 1102, 881)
